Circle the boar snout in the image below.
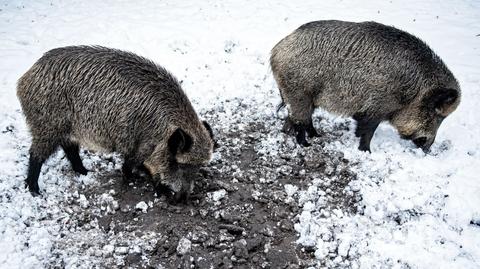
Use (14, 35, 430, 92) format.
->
(153, 164, 200, 204)
(412, 135, 435, 152)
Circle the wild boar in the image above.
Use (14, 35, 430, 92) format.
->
(270, 20, 460, 151)
(17, 46, 214, 201)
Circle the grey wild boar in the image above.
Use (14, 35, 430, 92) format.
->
(17, 46, 215, 201)
(270, 20, 460, 151)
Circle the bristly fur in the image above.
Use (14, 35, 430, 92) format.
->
(270, 20, 460, 151)
(17, 46, 214, 196)
(276, 101, 286, 113)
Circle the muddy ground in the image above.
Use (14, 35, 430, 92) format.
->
(44, 97, 362, 268)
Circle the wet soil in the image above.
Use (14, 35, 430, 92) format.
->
(49, 97, 360, 268)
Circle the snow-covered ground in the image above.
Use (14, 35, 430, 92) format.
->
(1, 0, 479, 268)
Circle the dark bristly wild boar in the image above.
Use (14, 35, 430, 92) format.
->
(17, 46, 215, 201)
(270, 20, 460, 152)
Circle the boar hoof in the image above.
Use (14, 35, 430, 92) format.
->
(73, 166, 88, 175)
(358, 143, 371, 152)
(282, 118, 296, 135)
(122, 174, 135, 185)
(296, 133, 311, 147)
(32, 190, 41, 196)
(26, 183, 41, 196)
(306, 122, 320, 138)
(294, 123, 311, 147)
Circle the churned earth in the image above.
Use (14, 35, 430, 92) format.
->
(17, 95, 361, 268)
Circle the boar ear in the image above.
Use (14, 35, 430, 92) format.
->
(426, 88, 459, 115)
(202, 121, 214, 140)
(168, 128, 193, 155)
(203, 120, 219, 149)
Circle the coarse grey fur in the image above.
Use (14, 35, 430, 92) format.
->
(271, 20, 461, 151)
(17, 46, 214, 200)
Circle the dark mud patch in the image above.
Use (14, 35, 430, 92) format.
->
(49, 97, 361, 268)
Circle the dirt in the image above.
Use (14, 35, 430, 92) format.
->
(48, 97, 361, 268)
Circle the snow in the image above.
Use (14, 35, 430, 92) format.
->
(1, 0, 479, 268)
(284, 184, 298, 197)
(207, 189, 227, 205)
(176, 237, 192, 256)
(135, 201, 149, 213)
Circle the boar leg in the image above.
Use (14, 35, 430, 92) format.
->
(62, 143, 88, 175)
(26, 154, 44, 195)
(353, 113, 380, 152)
(281, 117, 296, 135)
(122, 153, 152, 183)
(283, 90, 317, 146)
(132, 164, 152, 180)
(306, 121, 320, 138)
(26, 138, 59, 195)
(122, 157, 137, 183)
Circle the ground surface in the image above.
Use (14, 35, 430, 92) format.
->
(54, 98, 360, 269)
(1, 0, 480, 268)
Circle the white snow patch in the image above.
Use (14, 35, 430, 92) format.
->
(176, 237, 192, 256)
(207, 189, 227, 205)
(284, 184, 298, 197)
(135, 201, 149, 213)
